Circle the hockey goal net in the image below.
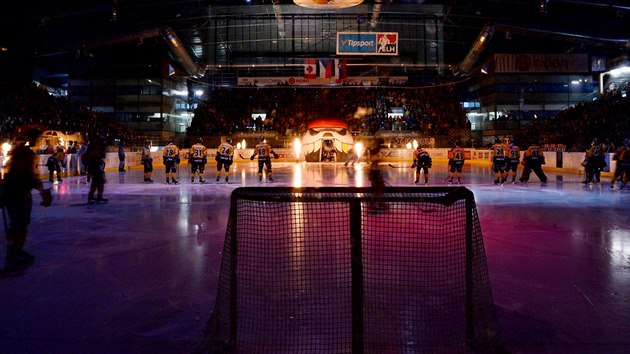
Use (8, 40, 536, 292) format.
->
(201, 186, 498, 353)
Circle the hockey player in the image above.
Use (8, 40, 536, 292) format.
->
(118, 141, 126, 173)
(506, 138, 521, 183)
(519, 142, 548, 183)
(344, 146, 358, 167)
(141, 140, 154, 183)
(367, 139, 388, 212)
(1, 136, 52, 271)
(582, 138, 606, 184)
(446, 140, 465, 184)
(216, 137, 234, 183)
(610, 138, 630, 189)
(412, 146, 432, 185)
(46, 146, 65, 182)
(163, 139, 180, 184)
(490, 137, 509, 184)
(189, 138, 208, 183)
(250, 135, 278, 182)
(85, 138, 108, 204)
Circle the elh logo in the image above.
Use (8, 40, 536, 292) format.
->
(376, 34, 397, 54)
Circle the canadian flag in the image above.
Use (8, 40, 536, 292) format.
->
(304, 59, 317, 79)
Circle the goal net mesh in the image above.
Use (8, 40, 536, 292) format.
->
(201, 186, 498, 353)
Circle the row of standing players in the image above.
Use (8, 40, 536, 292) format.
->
(130, 135, 630, 187)
(405, 138, 549, 186)
(139, 135, 278, 184)
(402, 137, 630, 187)
(581, 137, 630, 188)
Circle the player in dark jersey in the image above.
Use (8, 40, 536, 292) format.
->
(490, 137, 509, 184)
(447, 141, 465, 184)
(367, 139, 388, 212)
(250, 135, 278, 182)
(189, 138, 208, 183)
(519, 142, 548, 183)
(610, 138, 630, 189)
(216, 137, 234, 183)
(583, 138, 605, 184)
(412, 146, 432, 185)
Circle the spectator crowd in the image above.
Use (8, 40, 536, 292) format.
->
(513, 89, 630, 151)
(0, 75, 139, 147)
(187, 86, 470, 139)
(2, 73, 628, 152)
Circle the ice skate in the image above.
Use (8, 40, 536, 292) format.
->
(3, 250, 35, 274)
(96, 197, 108, 204)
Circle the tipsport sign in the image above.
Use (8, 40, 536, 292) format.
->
(336, 32, 398, 56)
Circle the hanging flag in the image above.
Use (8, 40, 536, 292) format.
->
(304, 59, 317, 79)
(319, 59, 333, 78)
(334, 59, 347, 79)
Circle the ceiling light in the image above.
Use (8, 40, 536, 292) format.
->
(293, 0, 364, 9)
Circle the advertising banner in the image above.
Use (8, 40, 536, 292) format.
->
(336, 32, 398, 56)
(237, 76, 408, 87)
(493, 54, 588, 73)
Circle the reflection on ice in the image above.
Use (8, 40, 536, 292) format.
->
(0, 161, 628, 353)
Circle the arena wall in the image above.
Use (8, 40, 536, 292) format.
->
(19, 149, 613, 180)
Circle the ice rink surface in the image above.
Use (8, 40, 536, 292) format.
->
(1, 160, 629, 353)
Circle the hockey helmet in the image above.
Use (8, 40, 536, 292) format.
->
(197, 137, 203, 144)
(144, 140, 151, 146)
(494, 136, 501, 144)
(591, 138, 599, 146)
(226, 137, 232, 144)
(259, 135, 265, 142)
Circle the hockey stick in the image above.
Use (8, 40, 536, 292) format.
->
(1, 204, 8, 234)
(238, 153, 248, 160)
(388, 163, 411, 169)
